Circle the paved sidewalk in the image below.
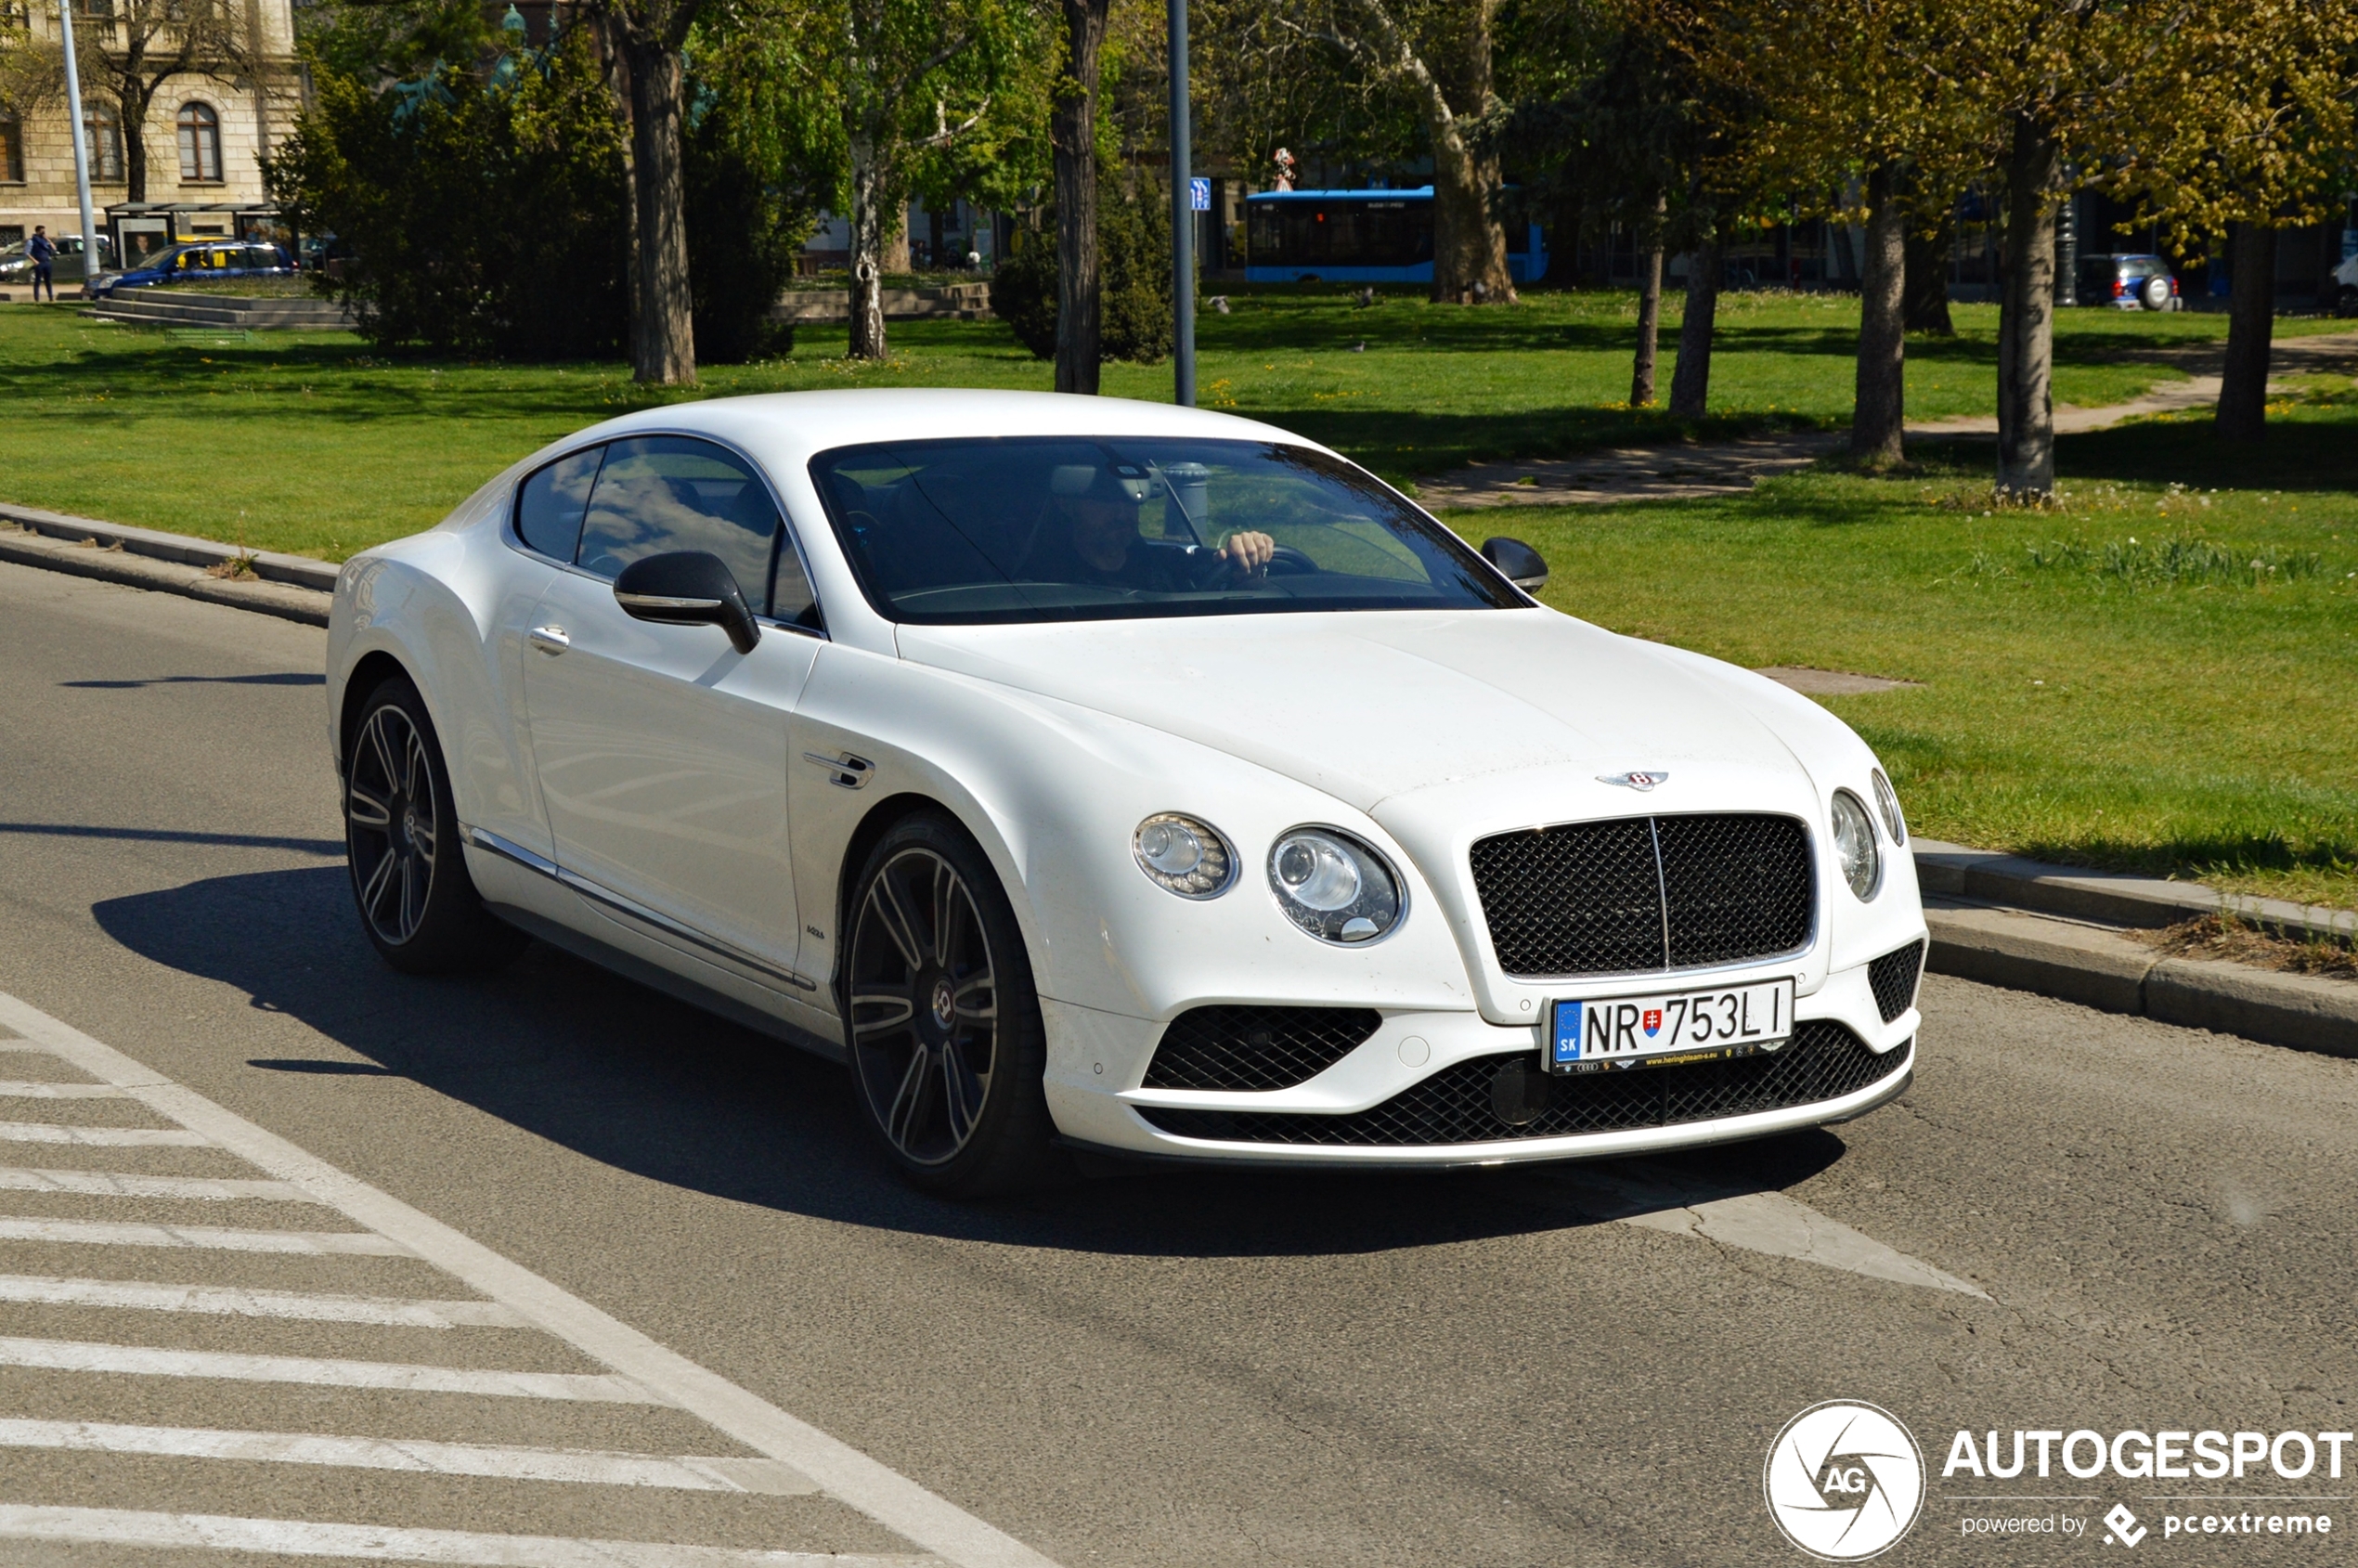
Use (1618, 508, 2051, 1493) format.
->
(1421, 326, 2358, 510)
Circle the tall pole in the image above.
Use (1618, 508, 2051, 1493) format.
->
(1167, 0, 1194, 407)
(57, 0, 101, 292)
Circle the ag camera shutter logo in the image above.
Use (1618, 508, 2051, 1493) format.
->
(1764, 1401, 1926, 1560)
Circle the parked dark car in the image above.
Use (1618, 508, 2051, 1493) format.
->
(0, 233, 113, 288)
(95, 240, 295, 299)
(2076, 253, 2180, 311)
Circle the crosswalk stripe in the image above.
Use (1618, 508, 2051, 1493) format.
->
(0, 1506, 937, 1565)
(0, 1419, 819, 1494)
(0, 990, 1061, 1568)
(0, 1336, 667, 1402)
(0, 1215, 407, 1254)
(0, 1165, 316, 1201)
(0, 1120, 208, 1146)
(0, 1080, 125, 1099)
(0, 1275, 528, 1327)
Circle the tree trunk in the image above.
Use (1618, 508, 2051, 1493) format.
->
(2216, 222, 2276, 442)
(1852, 167, 1907, 466)
(1630, 196, 1665, 407)
(121, 84, 153, 204)
(1428, 2, 1510, 303)
(1903, 219, 1954, 335)
(1666, 235, 1721, 418)
(624, 38, 694, 385)
(847, 134, 890, 360)
(1995, 114, 2060, 497)
(1052, 0, 1109, 395)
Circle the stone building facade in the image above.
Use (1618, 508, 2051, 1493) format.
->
(0, 0, 301, 252)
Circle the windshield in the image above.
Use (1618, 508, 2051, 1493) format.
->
(810, 436, 1520, 625)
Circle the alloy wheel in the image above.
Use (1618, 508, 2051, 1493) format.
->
(847, 846, 1000, 1166)
(345, 704, 438, 947)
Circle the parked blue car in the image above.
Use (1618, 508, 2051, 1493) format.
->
(96, 240, 296, 299)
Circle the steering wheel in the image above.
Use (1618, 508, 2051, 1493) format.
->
(1264, 545, 1317, 577)
(1185, 543, 1316, 587)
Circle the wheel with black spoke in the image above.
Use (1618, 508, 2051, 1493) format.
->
(842, 812, 1060, 1195)
(343, 677, 525, 976)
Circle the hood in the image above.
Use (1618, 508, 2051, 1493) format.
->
(895, 610, 1806, 813)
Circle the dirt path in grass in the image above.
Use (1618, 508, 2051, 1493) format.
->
(1419, 328, 2358, 510)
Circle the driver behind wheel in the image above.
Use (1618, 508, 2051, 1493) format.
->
(1032, 461, 1275, 589)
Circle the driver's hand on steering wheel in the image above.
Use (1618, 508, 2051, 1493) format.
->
(1217, 530, 1276, 576)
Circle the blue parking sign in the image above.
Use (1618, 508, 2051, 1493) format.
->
(1190, 178, 1211, 212)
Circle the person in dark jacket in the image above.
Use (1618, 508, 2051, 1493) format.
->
(27, 227, 56, 303)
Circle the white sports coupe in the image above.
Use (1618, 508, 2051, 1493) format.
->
(327, 389, 1927, 1194)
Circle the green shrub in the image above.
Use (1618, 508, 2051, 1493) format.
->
(684, 102, 801, 365)
(987, 165, 1173, 364)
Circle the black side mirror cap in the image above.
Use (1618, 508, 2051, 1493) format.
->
(613, 551, 761, 654)
(1482, 537, 1548, 593)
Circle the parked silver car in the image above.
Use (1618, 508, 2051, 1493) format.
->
(0, 234, 114, 289)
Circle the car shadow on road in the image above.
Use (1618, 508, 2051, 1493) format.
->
(93, 865, 1849, 1260)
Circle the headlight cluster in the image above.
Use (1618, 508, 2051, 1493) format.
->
(1268, 827, 1402, 943)
(1871, 768, 1908, 846)
(1132, 813, 1234, 898)
(1133, 814, 1404, 944)
(1830, 789, 1882, 902)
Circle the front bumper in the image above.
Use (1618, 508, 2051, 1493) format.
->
(1041, 951, 1922, 1168)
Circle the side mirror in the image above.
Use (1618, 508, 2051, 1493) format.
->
(613, 551, 761, 654)
(1482, 536, 1548, 593)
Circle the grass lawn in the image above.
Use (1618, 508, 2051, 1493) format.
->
(0, 288, 2338, 560)
(0, 292, 2350, 908)
(1475, 385, 2358, 911)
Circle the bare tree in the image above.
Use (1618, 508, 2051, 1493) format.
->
(45, 0, 265, 203)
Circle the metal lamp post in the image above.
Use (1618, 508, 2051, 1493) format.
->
(1167, 0, 1194, 406)
(57, 0, 102, 293)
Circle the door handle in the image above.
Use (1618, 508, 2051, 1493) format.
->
(528, 625, 571, 655)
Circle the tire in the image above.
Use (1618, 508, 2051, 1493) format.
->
(343, 676, 526, 976)
(840, 812, 1063, 1196)
(2141, 277, 2171, 311)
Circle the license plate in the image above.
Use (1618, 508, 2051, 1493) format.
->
(1546, 978, 1796, 1074)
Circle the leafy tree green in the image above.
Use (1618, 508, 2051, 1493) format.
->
(988, 164, 1171, 363)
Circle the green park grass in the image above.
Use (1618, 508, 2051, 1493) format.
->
(1489, 394, 2358, 912)
(0, 291, 2350, 908)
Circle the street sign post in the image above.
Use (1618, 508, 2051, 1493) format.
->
(1168, 0, 1194, 407)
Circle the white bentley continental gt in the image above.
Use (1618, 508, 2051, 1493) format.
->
(327, 390, 1928, 1194)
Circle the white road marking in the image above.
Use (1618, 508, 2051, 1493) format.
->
(0, 1336, 667, 1401)
(0, 1419, 818, 1495)
(0, 1164, 315, 1200)
(0, 1506, 936, 1566)
(0, 1215, 408, 1253)
(0, 991, 1061, 1568)
(0, 1119, 208, 1146)
(0, 1274, 528, 1327)
(0, 1080, 124, 1099)
(1545, 1164, 1989, 1298)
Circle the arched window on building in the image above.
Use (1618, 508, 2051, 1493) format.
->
(176, 101, 221, 183)
(84, 103, 125, 183)
(0, 111, 25, 186)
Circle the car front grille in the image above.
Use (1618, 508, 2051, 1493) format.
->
(1868, 940, 1926, 1023)
(1468, 812, 1814, 978)
(1140, 1005, 1383, 1092)
(1136, 1021, 1904, 1147)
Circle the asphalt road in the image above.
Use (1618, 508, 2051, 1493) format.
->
(2, 556, 2352, 1567)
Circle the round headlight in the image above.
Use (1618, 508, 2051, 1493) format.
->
(1134, 813, 1234, 898)
(1268, 827, 1402, 942)
(1831, 790, 1881, 901)
(1871, 768, 1907, 846)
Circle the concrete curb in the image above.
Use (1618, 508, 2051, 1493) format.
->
(1924, 900, 2358, 1060)
(0, 515, 332, 628)
(1913, 838, 2355, 945)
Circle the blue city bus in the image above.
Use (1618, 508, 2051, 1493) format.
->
(1243, 188, 1546, 285)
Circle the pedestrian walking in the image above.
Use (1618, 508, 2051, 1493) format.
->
(28, 226, 57, 303)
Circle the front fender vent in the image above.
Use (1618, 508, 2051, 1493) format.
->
(1141, 1006, 1383, 1093)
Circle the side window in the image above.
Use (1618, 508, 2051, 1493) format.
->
(514, 446, 602, 563)
(575, 436, 781, 615)
(770, 538, 821, 629)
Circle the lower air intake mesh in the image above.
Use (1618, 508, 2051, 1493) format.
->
(1140, 1006, 1383, 1092)
(1868, 940, 1926, 1023)
(1137, 1022, 1905, 1147)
